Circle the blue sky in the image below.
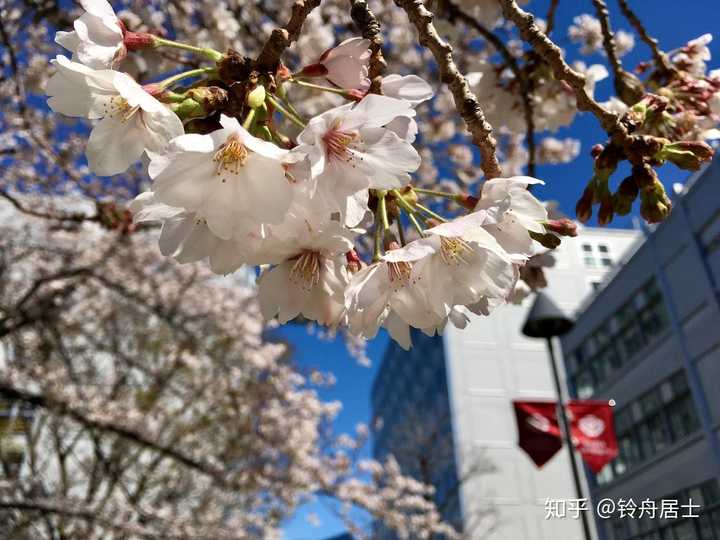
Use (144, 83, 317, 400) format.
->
(280, 0, 719, 538)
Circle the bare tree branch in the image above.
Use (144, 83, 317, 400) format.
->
(255, 0, 323, 71)
(443, 0, 536, 176)
(617, 0, 675, 75)
(349, 0, 386, 92)
(497, 0, 633, 148)
(591, 0, 643, 105)
(394, 0, 503, 179)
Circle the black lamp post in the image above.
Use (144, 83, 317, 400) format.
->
(522, 292, 593, 540)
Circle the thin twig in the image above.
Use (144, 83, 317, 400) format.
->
(591, 0, 641, 104)
(591, 0, 622, 87)
(349, 0, 387, 92)
(444, 1, 536, 176)
(617, 0, 675, 74)
(255, 0, 322, 71)
(394, 0, 502, 179)
(0, 191, 97, 223)
(545, 0, 560, 35)
(497, 0, 633, 149)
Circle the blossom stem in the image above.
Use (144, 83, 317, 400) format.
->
(413, 187, 458, 199)
(152, 37, 224, 62)
(373, 217, 383, 263)
(390, 189, 417, 215)
(291, 79, 350, 97)
(243, 109, 257, 130)
(405, 210, 425, 236)
(157, 68, 216, 90)
(415, 202, 447, 222)
(266, 94, 307, 128)
(396, 217, 407, 246)
(377, 190, 390, 231)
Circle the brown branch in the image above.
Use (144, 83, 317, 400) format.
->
(349, 0, 387, 92)
(591, 0, 622, 85)
(444, 1, 536, 176)
(0, 383, 231, 491)
(545, 0, 559, 36)
(0, 14, 26, 117)
(617, 0, 675, 74)
(497, 0, 633, 149)
(0, 499, 240, 540)
(394, 0, 502, 179)
(0, 191, 97, 224)
(591, 0, 643, 105)
(255, 0, 322, 71)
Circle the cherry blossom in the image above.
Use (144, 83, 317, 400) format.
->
(302, 37, 371, 89)
(55, 0, 125, 69)
(345, 256, 440, 350)
(257, 220, 356, 326)
(130, 191, 263, 274)
(384, 211, 518, 321)
(149, 115, 294, 240)
(295, 94, 421, 226)
(474, 176, 549, 261)
(46, 55, 183, 175)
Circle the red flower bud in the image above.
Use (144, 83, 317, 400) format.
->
(456, 194, 479, 210)
(544, 218, 578, 237)
(123, 31, 156, 51)
(298, 63, 329, 78)
(598, 195, 614, 226)
(575, 186, 594, 223)
(529, 231, 562, 249)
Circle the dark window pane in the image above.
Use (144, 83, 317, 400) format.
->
(667, 395, 700, 441)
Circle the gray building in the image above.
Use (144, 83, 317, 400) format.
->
(372, 221, 640, 538)
(372, 330, 464, 537)
(560, 157, 720, 540)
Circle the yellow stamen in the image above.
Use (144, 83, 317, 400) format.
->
(104, 96, 140, 123)
(323, 119, 359, 162)
(439, 237, 472, 266)
(213, 134, 249, 176)
(289, 251, 322, 291)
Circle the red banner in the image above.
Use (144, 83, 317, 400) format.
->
(513, 401, 563, 468)
(567, 400, 619, 473)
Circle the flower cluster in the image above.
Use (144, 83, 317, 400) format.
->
(568, 14, 635, 58)
(576, 34, 719, 225)
(46, 1, 571, 350)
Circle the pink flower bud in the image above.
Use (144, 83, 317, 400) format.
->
(544, 219, 578, 237)
(123, 31, 156, 52)
(575, 186, 594, 223)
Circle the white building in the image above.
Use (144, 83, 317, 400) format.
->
(372, 226, 642, 539)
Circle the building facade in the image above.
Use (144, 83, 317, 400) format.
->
(372, 224, 640, 539)
(560, 159, 720, 540)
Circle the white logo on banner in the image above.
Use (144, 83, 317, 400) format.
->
(578, 414, 605, 438)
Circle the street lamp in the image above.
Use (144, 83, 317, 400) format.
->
(522, 292, 593, 540)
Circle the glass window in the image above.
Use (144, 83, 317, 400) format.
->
(575, 369, 595, 399)
(601, 257, 613, 267)
(584, 256, 597, 267)
(702, 479, 720, 505)
(639, 413, 669, 455)
(641, 301, 668, 338)
(582, 243, 593, 252)
(667, 395, 700, 441)
(598, 244, 609, 253)
(641, 390, 662, 416)
(596, 463, 614, 485)
(660, 381, 675, 403)
(619, 322, 646, 359)
(672, 521, 697, 540)
(672, 372, 689, 395)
